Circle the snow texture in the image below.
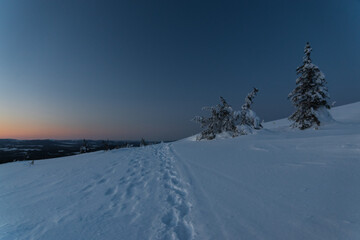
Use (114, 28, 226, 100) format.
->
(1, 102, 360, 240)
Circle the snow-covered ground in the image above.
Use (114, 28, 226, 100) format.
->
(1, 102, 360, 240)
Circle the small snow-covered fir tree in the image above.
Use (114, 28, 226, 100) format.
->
(102, 140, 110, 151)
(140, 138, 146, 147)
(80, 139, 89, 153)
(236, 88, 262, 135)
(193, 96, 238, 140)
(288, 42, 331, 130)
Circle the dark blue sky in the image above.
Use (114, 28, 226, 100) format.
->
(0, 0, 359, 140)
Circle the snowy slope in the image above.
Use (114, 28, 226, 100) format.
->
(1, 102, 360, 240)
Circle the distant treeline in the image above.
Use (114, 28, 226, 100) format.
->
(0, 139, 160, 164)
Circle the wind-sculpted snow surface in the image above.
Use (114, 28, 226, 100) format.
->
(0, 102, 360, 239)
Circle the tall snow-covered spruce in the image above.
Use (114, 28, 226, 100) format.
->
(288, 42, 331, 130)
(237, 88, 263, 135)
(193, 96, 238, 140)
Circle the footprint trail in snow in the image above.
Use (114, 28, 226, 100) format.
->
(98, 144, 195, 239)
(155, 144, 195, 240)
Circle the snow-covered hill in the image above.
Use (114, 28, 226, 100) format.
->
(1, 102, 360, 240)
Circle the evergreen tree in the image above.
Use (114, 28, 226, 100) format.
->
(194, 96, 238, 140)
(140, 138, 146, 147)
(102, 140, 110, 151)
(288, 42, 331, 130)
(236, 88, 262, 134)
(80, 139, 88, 153)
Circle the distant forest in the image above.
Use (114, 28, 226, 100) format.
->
(0, 139, 159, 164)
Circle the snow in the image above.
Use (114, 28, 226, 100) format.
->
(314, 106, 334, 124)
(1, 102, 360, 239)
(0, 147, 41, 152)
(0, 148, 18, 152)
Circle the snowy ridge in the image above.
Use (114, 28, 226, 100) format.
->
(0, 145, 195, 240)
(1, 101, 360, 239)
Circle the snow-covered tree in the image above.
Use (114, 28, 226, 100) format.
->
(80, 139, 89, 153)
(236, 88, 262, 135)
(102, 140, 110, 151)
(140, 138, 146, 147)
(193, 97, 238, 140)
(288, 42, 331, 130)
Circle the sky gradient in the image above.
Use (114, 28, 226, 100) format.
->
(0, 0, 359, 141)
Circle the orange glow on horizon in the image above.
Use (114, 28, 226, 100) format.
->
(0, 121, 84, 140)
(0, 117, 128, 140)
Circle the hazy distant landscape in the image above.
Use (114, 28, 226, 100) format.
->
(0, 139, 153, 164)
